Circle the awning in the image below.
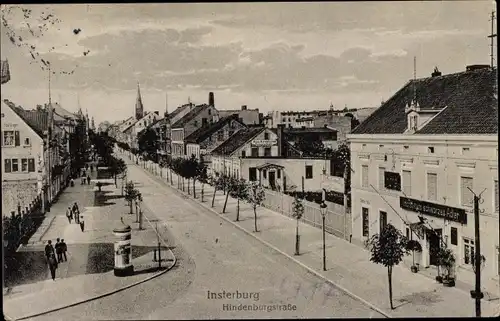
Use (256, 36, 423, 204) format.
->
(256, 163, 285, 170)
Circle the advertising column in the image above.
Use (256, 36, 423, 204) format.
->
(113, 219, 133, 276)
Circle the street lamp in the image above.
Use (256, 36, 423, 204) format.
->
(320, 201, 328, 271)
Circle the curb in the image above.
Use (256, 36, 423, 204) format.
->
(37, 215, 57, 242)
(11, 199, 177, 321)
(137, 162, 392, 319)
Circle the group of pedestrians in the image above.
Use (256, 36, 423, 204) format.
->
(66, 202, 85, 232)
(44, 238, 68, 281)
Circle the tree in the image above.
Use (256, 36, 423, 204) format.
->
(108, 157, 127, 187)
(331, 142, 351, 207)
(124, 181, 138, 214)
(211, 173, 225, 208)
(137, 128, 159, 162)
(294, 134, 325, 157)
(197, 162, 208, 202)
(291, 196, 304, 255)
(365, 224, 409, 310)
(184, 155, 199, 197)
(222, 175, 235, 213)
(246, 182, 266, 232)
(230, 178, 248, 221)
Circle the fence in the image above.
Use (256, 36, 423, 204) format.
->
(3, 194, 44, 255)
(262, 189, 351, 240)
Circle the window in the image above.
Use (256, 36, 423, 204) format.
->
(249, 167, 257, 181)
(28, 158, 35, 172)
(450, 227, 458, 246)
(384, 172, 401, 191)
(21, 158, 28, 172)
(378, 167, 385, 190)
(11, 159, 19, 172)
(305, 165, 313, 179)
(4, 159, 11, 173)
(24, 137, 30, 146)
(428, 146, 435, 154)
(494, 180, 499, 213)
(2, 130, 19, 146)
(463, 238, 475, 265)
(251, 147, 259, 157)
(403, 145, 409, 150)
(427, 173, 437, 201)
(277, 169, 281, 179)
(462, 147, 470, 154)
(263, 169, 267, 179)
(264, 147, 271, 157)
(402, 170, 412, 196)
(228, 130, 234, 136)
(208, 109, 211, 115)
(264, 132, 269, 140)
(362, 208, 369, 237)
(460, 176, 474, 207)
(217, 131, 224, 141)
(194, 120, 199, 127)
(361, 165, 369, 188)
(379, 211, 387, 232)
(406, 227, 410, 239)
(241, 150, 246, 158)
(202, 118, 208, 126)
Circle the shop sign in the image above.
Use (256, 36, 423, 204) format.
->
(400, 196, 467, 224)
(251, 140, 277, 147)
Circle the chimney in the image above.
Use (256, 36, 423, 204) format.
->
(277, 124, 285, 157)
(241, 105, 247, 111)
(431, 67, 442, 77)
(208, 92, 215, 106)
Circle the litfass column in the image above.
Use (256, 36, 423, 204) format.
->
(113, 219, 133, 276)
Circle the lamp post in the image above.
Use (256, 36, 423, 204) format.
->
(320, 201, 328, 271)
(137, 193, 143, 230)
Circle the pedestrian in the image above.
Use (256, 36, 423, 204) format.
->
(79, 216, 85, 232)
(81, 174, 85, 185)
(87, 175, 91, 185)
(44, 240, 55, 260)
(55, 238, 63, 263)
(73, 202, 80, 224)
(66, 207, 72, 223)
(61, 239, 68, 262)
(70, 177, 74, 187)
(48, 253, 58, 281)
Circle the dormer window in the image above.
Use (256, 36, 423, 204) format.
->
(407, 113, 419, 132)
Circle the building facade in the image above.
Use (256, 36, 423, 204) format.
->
(218, 105, 260, 125)
(348, 65, 499, 290)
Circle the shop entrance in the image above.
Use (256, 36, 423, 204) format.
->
(428, 228, 442, 266)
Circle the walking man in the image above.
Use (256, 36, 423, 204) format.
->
(79, 216, 85, 232)
(48, 253, 58, 281)
(87, 175, 91, 185)
(55, 238, 63, 263)
(61, 239, 68, 262)
(66, 207, 72, 223)
(44, 240, 55, 260)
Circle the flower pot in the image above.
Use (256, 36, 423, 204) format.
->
(435, 276, 443, 283)
(442, 277, 455, 287)
(411, 265, 418, 273)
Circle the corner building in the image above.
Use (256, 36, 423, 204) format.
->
(347, 65, 498, 292)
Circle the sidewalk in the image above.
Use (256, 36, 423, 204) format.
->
(137, 157, 500, 318)
(3, 167, 176, 321)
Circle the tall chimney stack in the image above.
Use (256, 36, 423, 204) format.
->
(209, 92, 215, 106)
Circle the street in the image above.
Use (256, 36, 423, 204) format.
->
(29, 158, 385, 320)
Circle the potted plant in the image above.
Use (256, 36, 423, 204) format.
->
(438, 248, 456, 287)
(406, 240, 423, 273)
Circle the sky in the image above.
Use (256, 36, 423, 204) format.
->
(0, 2, 497, 125)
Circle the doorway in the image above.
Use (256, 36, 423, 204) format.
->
(428, 228, 442, 266)
(269, 171, 276, 190)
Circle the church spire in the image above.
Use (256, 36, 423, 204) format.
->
(135, 82, 144, 120)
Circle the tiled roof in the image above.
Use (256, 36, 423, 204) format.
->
(352, 67, 498, 135)
(169, 103, 193, 120)
(172, 104, 209, 128)
(185, 114, 244, 144)
(211, 126, 265, 156)
(3, 100, 48, 137)
(52, 102, 78, 120)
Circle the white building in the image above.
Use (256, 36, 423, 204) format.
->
(348, 65, 498, 292)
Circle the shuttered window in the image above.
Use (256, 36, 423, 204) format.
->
(361, 165, 369, 188)
(14, 131, 20, 146)
(460, 176, 473, 207)
(378, 167, 385, 190)
(427, 173, 437, 201)
(402, 170, 412, 196)
(494, 180, 499, 213)
(362, 207, 369, 237)
(450, 227, 458, 245)
(4, 159, 11, 173)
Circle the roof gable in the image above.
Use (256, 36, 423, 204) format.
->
(172, 104, 210, 128)
(3, 100, 48, 138)
(211, 126, 265, 156)
(185, 114, 244, 143)
(352, 67, 497, 135)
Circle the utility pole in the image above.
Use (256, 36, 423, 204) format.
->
(468, 188, 486, 318)
(156, 221, 161, 269)
(488, 11, 497, 69)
